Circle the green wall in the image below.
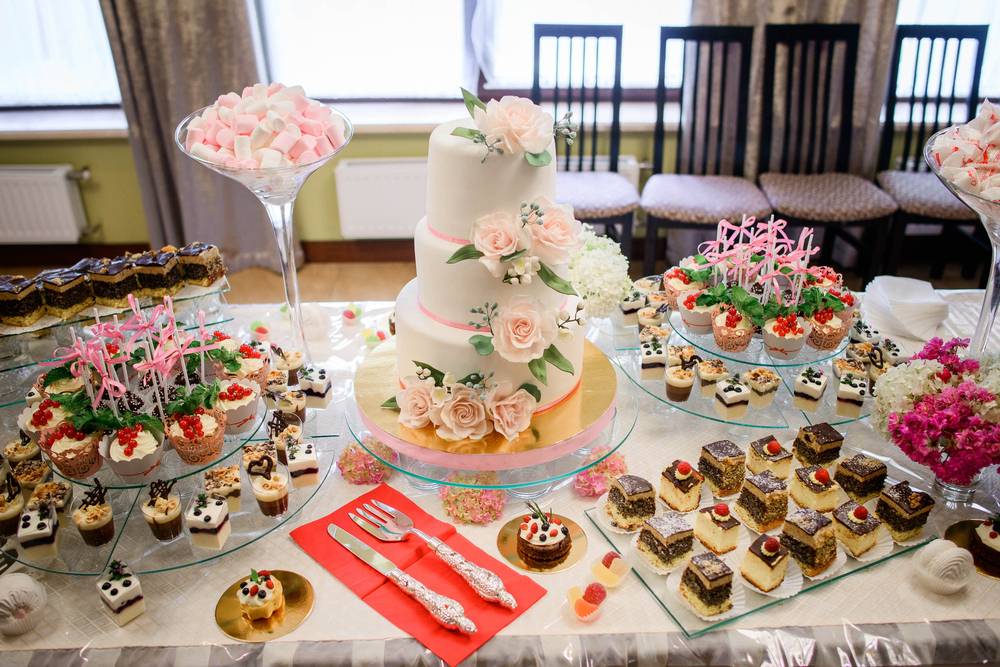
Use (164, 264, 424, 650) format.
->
(0, 130, 666, 245)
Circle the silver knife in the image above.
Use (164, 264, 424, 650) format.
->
(327, 525, 477, 634)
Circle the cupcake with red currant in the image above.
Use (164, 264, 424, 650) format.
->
(18, 397, 69, 444)
(806, 307, 852, 350)
(107, 416, 165, 482)
(217, 379, 261, 434)
(43, 422, 105, 479)
(762, 314, 811, 359)
(165, 382, 227, 464)
(677, 289, 714, 334)
(827, 288, 859, 319)
(806, 266, 843, 291)
(661, 266, 708, 310)
(32, 364, 85, 400)
(215, 342, 271, 392)
(711, 305, 753, 352)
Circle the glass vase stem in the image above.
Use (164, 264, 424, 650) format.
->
(263, 200, 309, 360)
(972, 221, 1000, 356)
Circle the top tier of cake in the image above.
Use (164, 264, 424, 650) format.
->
(426, 119, 556, 240)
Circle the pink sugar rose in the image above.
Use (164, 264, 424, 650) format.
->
(485, 382, 537, 441)
(395, 375, 436, 430)
(492, 296, 557, 363)
(471, 211, 525, 278)
(528, 198, 582, 265)
(431, 384, 492, 442)
(473, 96, 553, 155)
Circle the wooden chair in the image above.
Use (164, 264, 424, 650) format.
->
(757, 23, 897, 285)
(532, 24, 639, 259)
(641, 25, 769, 275)
(876, 24, 989, 285)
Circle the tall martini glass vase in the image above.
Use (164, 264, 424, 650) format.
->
(174, 105, 354, 359)
(925, 127, 1000, 356)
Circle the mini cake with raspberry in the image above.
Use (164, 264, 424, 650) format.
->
(698, 440, 745, 497)
(678, 289, 714, 334)
(238, 569, 284, 621)
(735, 471, 788, 533)
(712, 305, 753, 353)
(834, 454, 887, 503)
(790, 466, 840, 513)
(659, 460, 703, 512)
(763, 314, 809, 359)
(781, 508, 837, 577)
(793, 423, 844, 466)
(167, 406, 226, 465)
(875, 481, 934, 542)
(807, 308, 851, 350)
(741, 535, 789, 592)
(217, 379, 261, 433)
(833, 501, 882, 558)
(695, 503, 741, 554)
(679, 552, 733, 617)
(970, 516, 1000, 570)
(637, 511, 693, 571)
(517, 502, 571, 568)
(606, 474, 655, 531)
(746, 435, 793, 479)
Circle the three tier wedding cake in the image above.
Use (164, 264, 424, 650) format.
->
(391, 91, 584, 442)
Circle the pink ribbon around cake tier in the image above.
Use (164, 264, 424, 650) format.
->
(418, 298, 490, 332)
(427, 223, 471, 246)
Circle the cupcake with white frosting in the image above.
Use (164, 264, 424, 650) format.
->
(106, 422, 165, 482)
(217, 379, 261, 434)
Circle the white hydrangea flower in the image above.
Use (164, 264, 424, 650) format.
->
(567, 225, 631, 318)
(871, 359, 945, 435)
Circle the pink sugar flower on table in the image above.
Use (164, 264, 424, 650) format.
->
(338, 440, 396, 485)
(573, 447, 628, 497)
(439, 473, 507, 525)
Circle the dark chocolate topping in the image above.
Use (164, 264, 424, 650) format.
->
(82, 479, 109, 508)
(746, 470, 787, 495)
(749, 533, 788, 566)
(839, 453, 887, 477)
(177, 242, 217, 257)
(0, 275, 35, 295)
(703, 439, 743, 461)
(801, 422, 843, 444)
(881, 481, 934, 513)
(698, 505, 740, 530)
(785, 508, 831, 535)
(663, 460, 702, 493)
(2, 472, 20, 502)
(689, 551, 732, 581)
(614, 474, 653, 497)
(147, 479, 176, 505)
(794, 466, 834, 492)
(749, 435, 791, 461)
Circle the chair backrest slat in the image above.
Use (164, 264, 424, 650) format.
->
(532, 24, 623, 172)
(877, 24, 988, 172)
(654, 25, 754, 176)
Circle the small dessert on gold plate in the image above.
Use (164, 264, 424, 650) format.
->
(237, 569, 284, 621)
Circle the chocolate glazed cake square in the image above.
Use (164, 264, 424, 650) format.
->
(0, 275, 45, 326)
(177, 242, 226, 287)
(86, 256, 141, 308)
(834, 454, 887, 503)
(132, 249, 183, 296)
(793, 422, 844, 465)
(36, 269, 93, 318)
(698, 440, 745, 496)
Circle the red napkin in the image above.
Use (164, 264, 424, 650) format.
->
(290, 484, 546, 666)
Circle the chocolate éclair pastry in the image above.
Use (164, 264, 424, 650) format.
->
(780, 508, 837, 577)
(679, 552, 733, 617)
(834, 454, 887, 504)
(735, 471, 788, 533)
(85, 256, 140, 308)
(605, 474, 655, 531)
(698, 440, 745, 497)
(0, 275, 45, 326)
(176, 242, 226, 287)
(132, 248, 183, 297)
(636, 511, 693, 570)
(36, 268, 93, 318)
(792, 422, 844, 466)
(875, 481, 934, 542)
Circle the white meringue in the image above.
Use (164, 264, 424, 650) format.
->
(912, 539, 975, 595)
(0, 573, 47, 636)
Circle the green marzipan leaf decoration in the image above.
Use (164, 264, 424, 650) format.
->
(381, 396, 399, 410)
(500, 248, 527, 263)
(695, 283, 730, 308)
(537, 263, 577, 296)
(412, 361, 446, 386)
(250, 569, 260, 584)
(166, 380, 221, 417)
(450, 126, 484, 142)
(468, 334, 495, 356)
(543, 344, 574, 375)
(460, 87, 486, 117)
(42, 364, 74, 387)
(528, 357, 548, 385)
(683, 266, 713, 284)
(446, 244, 484, 264)
(730, 286, 765, 327)
(206, 346, 242, 372)
(518, 382, 542, 402)
(524, 150, 552, 167)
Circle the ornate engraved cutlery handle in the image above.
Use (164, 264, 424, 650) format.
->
(423, 533, 518, 610)
(386, 569, 477, 634)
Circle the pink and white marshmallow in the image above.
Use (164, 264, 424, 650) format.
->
(930, 99, 1000, 201)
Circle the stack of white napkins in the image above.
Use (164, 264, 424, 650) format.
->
(863, 276, 949, 341)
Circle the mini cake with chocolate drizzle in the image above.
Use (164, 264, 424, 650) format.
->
(780, 508, 837, 577)
(249, 455, 289, 517)
(746, 434, 793, 479)
(176, 242, 226, 287)
(517, 502, 571, 568)
(141, 479, 182, 541)
(266, 411, 300, 465)
(132, 248, 183, 297)
(834, 454, 887, 504)
(636, 511, 693, 571)
(735, 471, 788, 533)
(697, 358, 729, 386)
(35, 268, 92, 318)
(875, 481, 934, 542)
(605, 474, 655, 531)
(238, 569, 284, 621)
(72, 479, 115, 547)
(659, 460, 703, 512)
(243, 441, 278, 471)
(186, 493, 230, 550)
(850, 319, 880, 344)
(97, 561, 145, 626)
(834, 356, 867, 378)
(695, 503, 741, 554)
(790, 466, 840, 513)
(204, 465, 242, 512)
(698, 440, 745, 497)
(679, 552, 733, 617)
(263, 369, 289, 408)
(667, 344, 697, 367)
(85, 256, 140, 308)
(0, 275, 44, 326)
(833, 501, 882, 558)
(792, 423, 844, 466)
(741, 534, 789, 592)
(0, 473, 23, 536)
(28, 480, 72, 516)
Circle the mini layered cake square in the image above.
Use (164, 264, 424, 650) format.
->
(97, 561, 145, 626)
(789, 465, 840, 513)
(299, 365, 332, 409)
(636, 511, 693, 570)
(679, 552, 733, 617)
(735, 471, 788, 532)
(619, 289, 645, 320)
(17, 501, 59, 561)
(875, 481, 934, 542)
(833, 501, 882, 557)
(185, 493, 231, 550)
(177, 242, 226, 287)
(742, 368, 780, 395)
(640, 337, 666, 379)
(715, 377, 751, 407)
(793, 423, 844, 465)
(746, 434, 793, 479)
(204, 465, 242, 512)
(85, 256, 140, 308)
(780, 508, 837, 577)
(287, 441, 319, 487)
(0, 275, 44, 326)
(793, 367, 827, 400)
(605, 474, 655, 531)
(834, 454, 887, 504)
(698, 440, 745, 497)
(36, 269, 92, 318)
(659, 459, 703, 512)
(741, 534, 789, 592)
(132, 249, 184, 296)
(694, 503, 741, 554)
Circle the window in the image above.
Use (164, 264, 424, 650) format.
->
(0, 0, 121, 107)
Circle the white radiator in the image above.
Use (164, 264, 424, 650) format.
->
(0, 165, 87, 244)
(335, 155, 639, 239)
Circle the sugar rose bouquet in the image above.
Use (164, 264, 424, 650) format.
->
(874, 337, 1000, 485)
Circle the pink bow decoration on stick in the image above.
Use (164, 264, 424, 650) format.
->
(92, 361, 126, 411)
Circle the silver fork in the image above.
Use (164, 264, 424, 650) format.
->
(351, 500, 517, 610)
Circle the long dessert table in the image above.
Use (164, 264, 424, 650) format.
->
(2, 292, 1000, 666)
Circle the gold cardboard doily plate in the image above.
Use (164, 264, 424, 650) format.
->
(214, 570, 314, 642)
(355, 339, 616, 456)
(944, 520, 1000, 580)
(496, 513, 588, 573)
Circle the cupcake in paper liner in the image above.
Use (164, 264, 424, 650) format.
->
(439, 473, 506, 525)
(762, 315, 811, 360)
(807, 311, 853, 350)
(43, 428, 104, 479)
(711, 305, 753, 352)
(18, 399, 69, 446)
(677, 288, 713, 335)
(338, 439, 396, 485)
(573, 447, 628, 497)
(217, 379, 261, 434)
(167, 408, 227, 464)
(105, 423, 165, 482)
(662, 267, 706, 310)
